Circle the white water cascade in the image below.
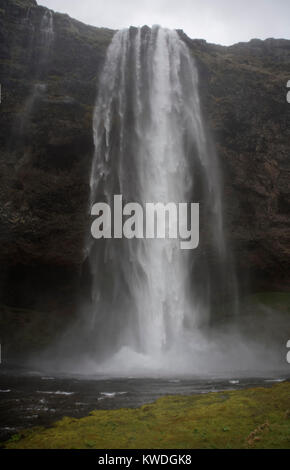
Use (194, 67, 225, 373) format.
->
(87, 26, 236, 374)
(40, 10, 54, 55)
(18, 10, 54, 139)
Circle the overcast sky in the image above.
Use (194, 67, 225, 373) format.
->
(39, 0, 290, 46)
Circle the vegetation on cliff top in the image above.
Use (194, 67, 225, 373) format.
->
(4, 382, 290, 449)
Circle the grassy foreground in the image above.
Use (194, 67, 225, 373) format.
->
(4, 382, 290, 449)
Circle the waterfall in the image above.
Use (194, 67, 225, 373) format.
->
(87, 26, 237, 373)
(17, 10, 54, 139)
(40, 10, 54, 54)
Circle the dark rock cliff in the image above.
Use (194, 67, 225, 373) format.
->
(181, 33, 290, 292)
(0, 0, 289, 354)
(0, 0, 113, 318)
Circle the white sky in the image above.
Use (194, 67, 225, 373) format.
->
(39, 0, 290, 46)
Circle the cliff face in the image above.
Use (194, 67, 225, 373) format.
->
(182, 34, 290, 291)
(0, 0, 289, 319)
(0, 0, 113, 314)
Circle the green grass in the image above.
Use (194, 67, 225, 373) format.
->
(250, 292, 290, 314)
(4, 382, 290, 449)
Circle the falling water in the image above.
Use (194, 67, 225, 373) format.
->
(17, 10, 54, 138)
(40, 10, 54, 54)
(87, 26, 236, 373)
